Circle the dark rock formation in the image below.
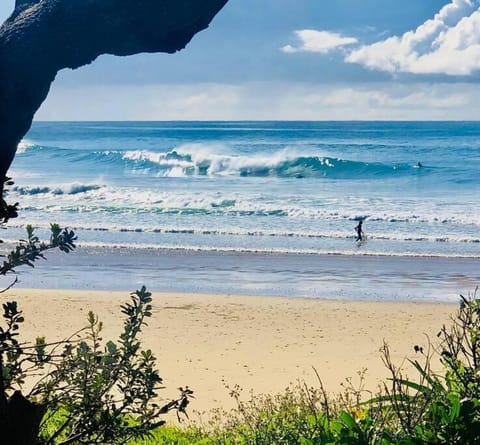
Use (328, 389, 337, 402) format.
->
(0, 0, 228, 179)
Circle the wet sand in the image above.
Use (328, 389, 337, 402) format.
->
(11, 246, 480, 302)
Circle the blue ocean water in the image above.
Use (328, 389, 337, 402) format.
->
(8, 121, 480, 259)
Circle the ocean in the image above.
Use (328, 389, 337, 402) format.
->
(5, 121, 480, 301)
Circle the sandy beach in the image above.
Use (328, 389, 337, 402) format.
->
(5, 288, 458, 418)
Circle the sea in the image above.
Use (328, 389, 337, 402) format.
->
(5, 121, 480, 302)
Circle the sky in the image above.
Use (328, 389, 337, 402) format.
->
(4, 0, 480, 120)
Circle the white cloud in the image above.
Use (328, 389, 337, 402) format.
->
(346, 0, 480, 75)
(281, 29, 357, 54)
(35, 81, 480, 121)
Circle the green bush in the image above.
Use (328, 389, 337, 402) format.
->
(36, 286, 193, 445)
(0, 178, 192, 444)
(163, 373, 380, 445)
(368, 292, 480, 444)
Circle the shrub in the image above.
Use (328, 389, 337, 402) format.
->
(370, 291, 480, 444)
(0, 178, 192, 444)
(34, 286, 193, 445)
(0, 244, 193, 444)
(179, 372, 382, 445)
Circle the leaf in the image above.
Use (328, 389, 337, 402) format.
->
(339, 410, 358, 430)
(447, 392, 461, 421)
(106, 341, 118, 354)
(395, 378, 432, 395)
(365, 393, 413, 405)
(408, 359, 445, 392)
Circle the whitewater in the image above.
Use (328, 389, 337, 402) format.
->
(4, 121, 480, 301)
(9, 121, 480, 257)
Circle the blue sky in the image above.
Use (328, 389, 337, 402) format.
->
(4, 0, 480, 120)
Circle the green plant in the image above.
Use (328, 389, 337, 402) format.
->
(0, 178, 192, 444)
(155, 294, 480, 445)
(369, 292, 480, 444)
(0, 177, 79, 444)
(186, 376, 367, 445)
(35, 286, 193, 445)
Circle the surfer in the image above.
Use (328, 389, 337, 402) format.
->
(355, 220, 364, 242)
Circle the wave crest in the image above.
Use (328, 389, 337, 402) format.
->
(120, 146, 415, 179)
(13, 183, 102, 196)
(17, 140, 37, 153)
(15, 142, 424, 180)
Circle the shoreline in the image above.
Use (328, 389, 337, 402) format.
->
(5, 288, 458, 417)
(3, 228, 480, 260)
(6, 238, 480, 259)
(10, 246, 480, 303)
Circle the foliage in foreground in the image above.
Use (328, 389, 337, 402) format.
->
(136, 292, 480, 445)
(37, 286, 193, 444)
(0, 178, 191, 444)
(1, 280, 193, 445)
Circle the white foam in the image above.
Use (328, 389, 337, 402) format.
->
(17, 140, 35, 153)
(120, 144, 329, 177)
(9, 181, 480, 228)
(40, 240, 480, 259)
(13, 182, 102, 196)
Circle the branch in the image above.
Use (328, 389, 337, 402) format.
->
(0, 0, 228, 177)
(0, 276, 18, 294)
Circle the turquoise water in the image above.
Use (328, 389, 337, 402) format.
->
(8, 121, 480, 259)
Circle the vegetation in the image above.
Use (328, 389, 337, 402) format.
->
(132, 292, 480, 445)
(0, 178, 192, 444)
(108, 292, 480, 445)
(36, 286, 193, 444)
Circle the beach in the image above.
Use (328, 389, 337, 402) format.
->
(2, 0, 480, 438)
(5, 120, 479, 419)
(8, 287, 457, 417)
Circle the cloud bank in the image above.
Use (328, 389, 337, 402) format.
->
(36, 81, 480, 121)
(281, 30, 357, 54)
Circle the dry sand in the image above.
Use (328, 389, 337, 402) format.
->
(5, 288, 457, 419)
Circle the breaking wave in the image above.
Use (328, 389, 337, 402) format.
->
(119, 147, 416, 179)
(17, 143, 423, 180)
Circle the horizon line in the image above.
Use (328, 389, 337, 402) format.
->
(31, 119, 480, 123)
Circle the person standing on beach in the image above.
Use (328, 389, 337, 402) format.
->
(355, 220, 364, 242)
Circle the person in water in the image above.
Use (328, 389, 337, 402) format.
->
(355, 220, 364, 242)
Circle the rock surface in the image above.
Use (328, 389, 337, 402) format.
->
(0, 0, 228, 178)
